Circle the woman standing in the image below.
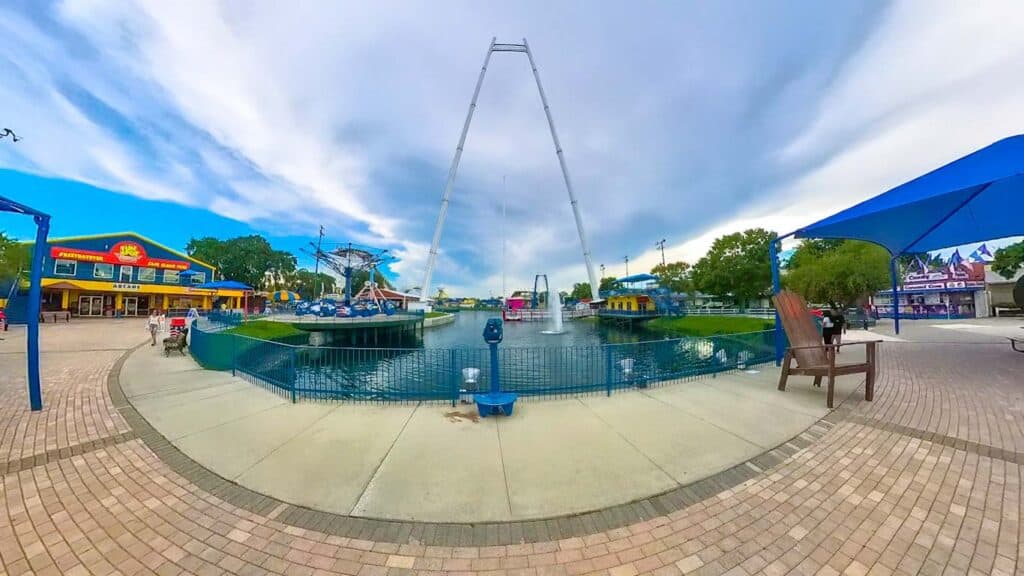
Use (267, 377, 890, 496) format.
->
(147, 309, 160, 346)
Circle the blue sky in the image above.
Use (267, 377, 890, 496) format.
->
(2, 1, 1023, 294)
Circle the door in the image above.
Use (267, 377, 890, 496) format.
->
(124, 297, 138, 316)
(78, 296, 103, 317)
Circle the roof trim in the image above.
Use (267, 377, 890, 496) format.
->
(26, 231, 217, 272)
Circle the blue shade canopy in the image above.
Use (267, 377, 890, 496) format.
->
(616, 273, 659, 283)
(793, 135, 1024, 255)
(194, 280, 253, 290)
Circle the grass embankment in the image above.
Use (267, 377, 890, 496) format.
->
(225, 320, 306, 341)
(425, 311, 448, 319)
(645, 315, 774, 337)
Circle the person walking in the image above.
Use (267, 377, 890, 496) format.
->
(821, 307, 835, 346)
(830, 304, 847, 353)
(147, 309, 160, 346)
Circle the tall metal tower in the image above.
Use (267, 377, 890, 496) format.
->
(420, 38, 600, 304)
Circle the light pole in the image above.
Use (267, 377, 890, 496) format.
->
(624, 256, 629, 276)
(314, 225, 324, 298)
(655, 239, 666, 267)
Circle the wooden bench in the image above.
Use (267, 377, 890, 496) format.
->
(474, 392, 518, 417)
(774, 290, 880, 408)
(163, 328, 189, 356)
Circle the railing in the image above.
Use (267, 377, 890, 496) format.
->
(596, 309, 664, 318)
(189, 325, 777, 403)
(684, 307, 776, 318)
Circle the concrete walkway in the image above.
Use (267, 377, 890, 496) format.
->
(119, 342, 865, 522)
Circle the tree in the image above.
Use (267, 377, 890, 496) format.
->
(650, 261, 692, 295)
(690, 228, 775, 307)
(186, 235, 297, 290)
(289, 269, 338, 300)
(992, 240, 1024, 279)
(599, 276, 618, 291)
(0, 233, 32, 280)
(784, 240, 890, 307)
(569, 282, 592, 301)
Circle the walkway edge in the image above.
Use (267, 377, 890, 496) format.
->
(109, 345, 865, 546)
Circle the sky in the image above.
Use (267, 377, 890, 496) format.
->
(2, 1, 1023, 296)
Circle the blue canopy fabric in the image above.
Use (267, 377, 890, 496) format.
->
(194, 280, 253, 291)
(616, 273, 659, 283)
(793, 135, 1024, 255)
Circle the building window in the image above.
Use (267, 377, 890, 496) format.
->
(190, 272, 206, 284)
(94, 263, 114, 279)
(54, 259, 77, 276)
(163, 270, 180, 284)
(137, 267, 156, 283)
(119, 266, 133, 283)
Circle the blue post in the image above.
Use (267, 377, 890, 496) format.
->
(26, 215, 49, 411)
(769, 239, 783, 366)
(489, 342, 500, 393)
(605, 346, 613, 396)
(890, 257, 901, 335)
(289, 347, 297, 403)
(450, 349, 457, 407)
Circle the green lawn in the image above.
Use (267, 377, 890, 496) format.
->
(425, 311, 448, 319)
(645, 315, 774, 337)
(225, 320, 306, 341)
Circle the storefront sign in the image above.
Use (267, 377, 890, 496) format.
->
(50, 241, 190, 271)
(112, 283, 141, 291)
(904, 262, 985, 291)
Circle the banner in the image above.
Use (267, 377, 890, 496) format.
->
(50, 240, 190, 271)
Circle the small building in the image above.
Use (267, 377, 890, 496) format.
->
(985, 265, 1024, 315)
(872, 261, 987, 320)
(16, 232, 248, 317)
(598, 274, 661, 319)
(352, 284, 421, 310)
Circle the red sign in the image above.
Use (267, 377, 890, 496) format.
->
(50, 241, 191, 271)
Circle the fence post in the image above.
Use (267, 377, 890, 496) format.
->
(289, 347, 297, 403)
(605, 346, 613, 396)
(231, 333, 237, 377)
(450, 349, 457, 407)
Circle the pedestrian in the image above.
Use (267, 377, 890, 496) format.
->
(157, 308, 166, 333)
(147, 309, 160, 346)
(830, 304, 847, 353)
(821, 307, 835, 346)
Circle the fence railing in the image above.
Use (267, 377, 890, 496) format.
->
(190, 325, 778, 404)
(684, 307, 776, 318)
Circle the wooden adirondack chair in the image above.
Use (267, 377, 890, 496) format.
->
(773, 290, 878, 408)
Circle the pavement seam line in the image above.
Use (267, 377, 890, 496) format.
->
(575, 397, 678, 486)
(495, 416, 515, 517)
(348, 402, 421, 515)
(230, 403, 344, 481)
(638, 388, 770, 450)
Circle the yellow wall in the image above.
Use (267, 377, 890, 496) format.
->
(606, 295, 654, 312)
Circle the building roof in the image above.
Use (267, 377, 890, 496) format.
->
(32, 232, 217, 272)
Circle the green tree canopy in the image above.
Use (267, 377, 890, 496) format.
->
(784, 240, 890, 307)
(288, 269, 338, 300)
(992, 240, 1024, 279)
(569, 276, 620, 301)
(650, 261, 692, 294)
(0, 233, 32, 281)
(690, 228, 775, 307)
(186, 235, 297, 290)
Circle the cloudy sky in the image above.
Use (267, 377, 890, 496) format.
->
(2, 1, 1023, 295)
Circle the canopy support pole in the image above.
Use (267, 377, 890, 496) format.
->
(890, 257, 900, 335)
(769, 238, 784, 365)
(27, 214, 50, 411)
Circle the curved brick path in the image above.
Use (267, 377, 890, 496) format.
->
(1, 321, 1022, 575)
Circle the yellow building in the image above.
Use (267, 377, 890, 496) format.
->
(28, 232, 248, 316)
(604, 293, 655, 313)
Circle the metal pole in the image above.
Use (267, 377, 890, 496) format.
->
(656, 239, 666, 267)
(624, 256, 629, 277)
(314, 225, 324, 298)
(769, 239, 783, 365)
(27, 214, 49, 411)
(421, 38, 496, 304)
(523, 38, 600, 302)
(890, 258, 901, 334)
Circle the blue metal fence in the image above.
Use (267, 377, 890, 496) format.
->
(189, 325, 777, 403)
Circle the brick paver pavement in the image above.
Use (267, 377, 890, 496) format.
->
(0, 321, 1022, 575)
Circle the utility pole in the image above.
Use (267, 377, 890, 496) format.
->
(600, 264, 605, 278)
(314, 225, 324, 298)
(655, 238, 666, 267)
(624, 256, 630, 277)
